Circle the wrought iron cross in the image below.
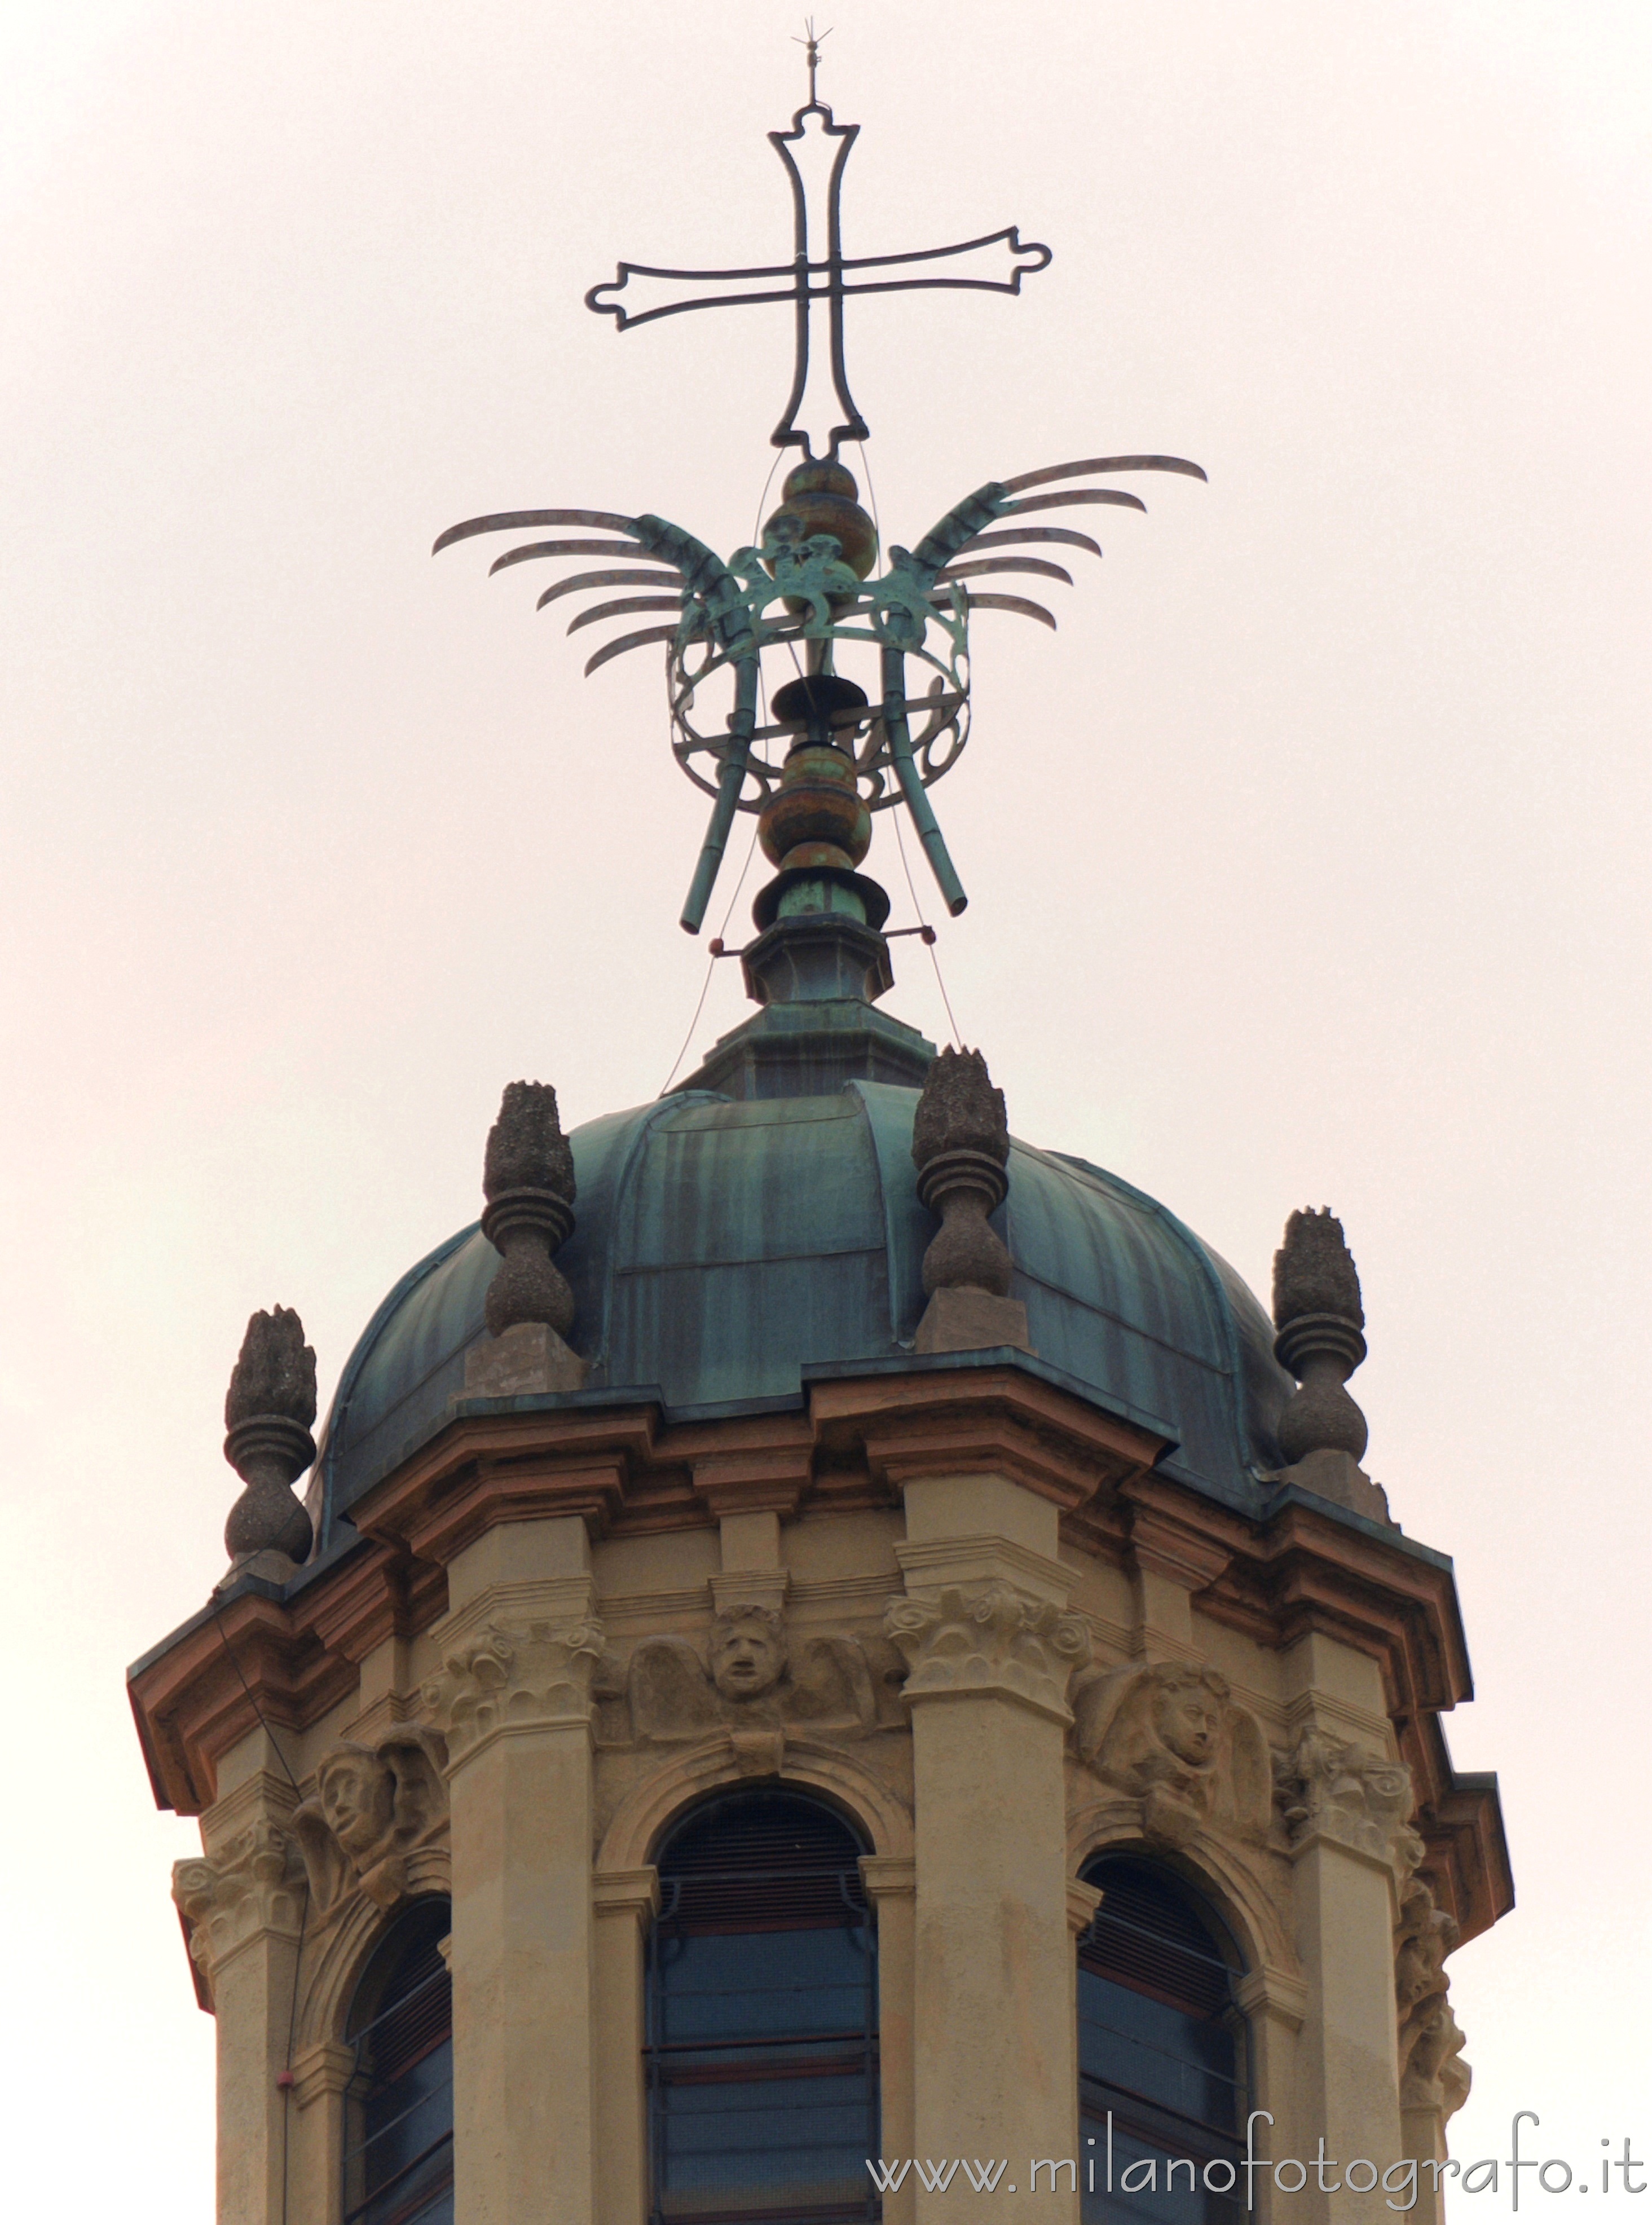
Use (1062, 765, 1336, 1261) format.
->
(585, 66, 1051, 460)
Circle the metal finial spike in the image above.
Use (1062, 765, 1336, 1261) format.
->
(793, 18, 831, 105)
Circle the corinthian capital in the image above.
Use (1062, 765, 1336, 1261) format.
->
(422, 1616, 606, 1765)
(883, 1580, 1090, 1722)
(1275, 1725, 1423, 1876)
(173, 1821, 306, 1983)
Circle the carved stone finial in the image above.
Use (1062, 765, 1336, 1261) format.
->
(910, 1048, 1030, 1354)
(465, 1081, 588, 1396)
(221, 1307, 316, 1580)
(1271, 1209, 1391, 1521)
(482, 1081, 576, 1336)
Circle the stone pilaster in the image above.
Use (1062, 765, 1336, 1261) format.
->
(173, 1801, 307, 2225)
(1276, 1632, 1413, 2224)
(884, 1474, 1090, 2224)
(862, 1856, 918, 2225)
(422, 1515, 603, 2225)
(593, 1867, 659, 2225)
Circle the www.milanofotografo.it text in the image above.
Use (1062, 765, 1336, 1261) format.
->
(866, 2114, 1649, 2210)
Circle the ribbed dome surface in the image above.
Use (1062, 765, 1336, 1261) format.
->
(310, 1081, 1292, 1548)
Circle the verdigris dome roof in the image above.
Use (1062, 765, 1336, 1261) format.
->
(312, 1080, 1292, 1548)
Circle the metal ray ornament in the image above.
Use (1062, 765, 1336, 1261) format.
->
(437, 42, 1205, 935)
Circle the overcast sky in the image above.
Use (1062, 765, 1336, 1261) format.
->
(2, 2, 1648, 2213)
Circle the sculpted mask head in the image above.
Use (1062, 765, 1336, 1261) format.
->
(711, 1610, 786, 1702)
(1152, 1668, 1226, 1770)
(317, 1747, 394, 1858)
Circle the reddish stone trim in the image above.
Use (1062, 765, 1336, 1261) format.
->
(813, 1367, 1164, 1510)
(129, 1369, 1509, 1948)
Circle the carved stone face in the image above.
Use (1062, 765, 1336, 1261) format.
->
(1153, 1679, 1223, 1769)
(711, 1616, 785, 1702)
(318, 1751, 394, 1858)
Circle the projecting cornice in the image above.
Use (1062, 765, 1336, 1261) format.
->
(129, 1362, 1509, 1947)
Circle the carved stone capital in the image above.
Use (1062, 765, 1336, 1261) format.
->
(882, 1580, 1090, 1722)
(1067, 1876, 1104, 1937)
(593, 1866, 662, 1928)
(1275, 1725, 1423, 1877)
(859, 1854, 917, 1905)
(173, 1821, 306, 1984)
(421, 1616, 606, 1766)
(289, 2040, 358, 2111)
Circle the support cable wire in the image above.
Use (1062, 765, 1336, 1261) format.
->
(660, 710, 765, 1096)
(858, 441, 963, 1052)
(893, 809, 962, 1049)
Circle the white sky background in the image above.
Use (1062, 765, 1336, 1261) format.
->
(1, 0, 1649, 2210)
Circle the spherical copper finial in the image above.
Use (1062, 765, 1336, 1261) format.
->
(764, 457, 878, 585)
(758, 674, 873, 871)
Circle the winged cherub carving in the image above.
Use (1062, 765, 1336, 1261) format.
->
(601, 1607, 898, 1753)
(1071, 1660, 1271, 1845)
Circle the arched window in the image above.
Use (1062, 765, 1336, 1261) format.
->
(343, 1897, 455, 2225)
(647, 1788, 879, 2225)
(1077, 1857, 1246, 2225)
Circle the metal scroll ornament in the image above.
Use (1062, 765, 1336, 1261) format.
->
(436, 53, 1205, 934)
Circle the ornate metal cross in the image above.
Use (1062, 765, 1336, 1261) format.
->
(585, 63, 1051, 460)
(441, 38, 1204, 939)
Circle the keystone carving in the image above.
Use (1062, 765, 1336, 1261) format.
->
(596, 1607, 904, 1768)
(219, 1306, 316, 1582)
(882, 1580, 1090, 1720)
(1395, 1875, 1472, 2121)
(292, 1727, 448, 1921)
(173, 1821, 306, 1983)
(910, 1048, 1030, 1354)
(1274, 1725, 1424, 1876)
(421, 1617, 606, 1764)
(1071, 1660, 1272, 1845)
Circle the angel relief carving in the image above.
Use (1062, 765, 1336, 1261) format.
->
(292, 1727, 448, 1922)
(1395, 1876, 1472, 2122)
(593, 1606, 904, 1772)
(1070, 1662, 1272, 1846)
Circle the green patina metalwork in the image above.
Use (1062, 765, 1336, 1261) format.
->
(310, 1080, 1297, 1549)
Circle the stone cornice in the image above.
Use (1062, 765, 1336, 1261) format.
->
(814, 1368, 1165, 1512)
(894, 1533, 1073, 1606)
(128, 1541, 446, 1817)
(1095, 1471, 1506, 1943)
(353, 1409, 655, 1562)
(130, 1368, 1506, 1950)
(684, 1416, 814, 1519)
